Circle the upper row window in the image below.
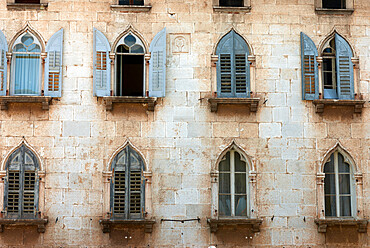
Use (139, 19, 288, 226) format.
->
(0, 27, 63, 97)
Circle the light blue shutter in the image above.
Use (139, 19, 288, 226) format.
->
(300, 32, 319, 100)
(44, 29, 63, 97)
(93, 28, 111, 97)
(0, 30, 8, 96)
(335, 34, 354, 100)
(149, 28, 166, 97)
(216, 32, 233, 98)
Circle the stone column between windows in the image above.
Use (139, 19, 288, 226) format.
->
(38, 171, 45, 218)
(249, 170, 257, 218)
(109, 52, 115, 96)
(316, 172, 325, 219)
(351, 58, 359, 99)
(41, 53, 47, 96)
(0, 171, 6, 213)
(145, 54, 150, 96)
(6, 53, 11, 95)
(316, 57, 323, 98)
(102, 171, 112, 219)
(248, 55, 256, 96)
(354, 173, 363, 218)
(211, 55, 218, 97)
(210, 170, 218, 218)
(143, 171, 152, 218)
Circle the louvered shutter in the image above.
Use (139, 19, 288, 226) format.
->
(149, 28, 166, 97)
(300, 32, 319, 100)
(140, 169, 145, 218)
(93, 28, 111, 97)
(233, 31, 250, 98)
(0, 30, 8, 96)
(217, 32, 233, 97)
(335, 34, 354, 100)
(44, 29, 63, 97)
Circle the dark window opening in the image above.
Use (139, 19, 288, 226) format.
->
(322, 39, 338, 99)
(219, 0, 243, 7)
(322, 0, 345, 9)
(15, 0, 40, 3)
(116, 53, 144, 97)
(119, 0, 144, 5)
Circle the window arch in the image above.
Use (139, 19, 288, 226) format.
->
(110, 145, 145, 219)
(4, 145, 40, 219)
(216, 30, 250, 98)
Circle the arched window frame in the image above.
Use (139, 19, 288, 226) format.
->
(315, 144, 367, 233)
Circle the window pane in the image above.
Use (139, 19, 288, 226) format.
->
(325, 195, 336, 217)
(322, 0, 345, 9)
(119, 0, 144, 5)
(338, 153, 350, 172)
(14, 54, 40, 95)
(219, 0, 243, 7)
(339, 174, 351, 194)
(131, 45, 144, 54)
(324, 174, 336, 194)
(235, 195, 247, 216)
(340, 196, 351, 216)
(323, 155, 334, 173)
(219, 152, 230, 172)
(124, 34, 136, 47)
(219, 195, 231, 216)
(117, 44, 129, 53)
(21, 34, 34, 47)
(234, 152, 246, 172)
(235, 173, 246, 194)
(219, 172, 230, 194)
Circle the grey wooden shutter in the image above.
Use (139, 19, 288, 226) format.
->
(300, 32, 319, 100)
(93, 28, 111, 97)
(149, 28, 166, 97)
(217, 32, 233, 97)
(233, 31, 250, 98)
(335, 34, 354, 100)
(0, 30, 8, 96)
(44, 29, 63, 97)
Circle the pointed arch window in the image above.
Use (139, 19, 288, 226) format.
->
(110, 146, 145, 219)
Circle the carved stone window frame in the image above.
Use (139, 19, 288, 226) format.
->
(315, 0, 354, 14)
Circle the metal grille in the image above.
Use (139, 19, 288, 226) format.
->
(304, 55, 315, 94)
(130, 171, 141, 214)
(235, 55, 246, 93)
(7, 171, 20, 213)
(23, 171, 36, 214)
(220, 54, 232, 93)
(338, 56, 351, 95)
(114, 171, 126, 214)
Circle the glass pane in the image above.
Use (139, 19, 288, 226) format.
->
(235, 173, 246, 194)
(219, 195, 231, 216)
(117, 44, 129, 53)
(339, 174, 351, 194)
(219, 0, 243, 7)
(219, 152, 230, 172)
(235, 195, 247, 216)
(235, 152, 246, 172)
(28, 44, 40, 53)
(323, 0, 345, 9)
(338, 153, 350, 172)
(131, 44, 144, 54)
(21, 34, 34, 46)
(324, 174, 336, 194)
(325, 195, 336, 217)
(340, 196, 351, 216)
(219, 172, 230, 194)
(119, 0, 143, 5)
(124, 34, 136, 47)
(323, 154, 334, 173)
(14, 44, 26, 52)
(14, 54, 40, 95)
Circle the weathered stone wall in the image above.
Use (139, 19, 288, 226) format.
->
(0, 0, 368, 247)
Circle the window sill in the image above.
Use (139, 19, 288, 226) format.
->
(102, 96, 157, 111)
(207, 218, 262, 233)
(99, 218, 156, 233)
(0, 96, 53, 110)
(314, 218, 368, 233)
(315, 8, 354, 15)
(213, 6, 251, 13)
(208, 97, 260, 112)
(0, 217, 48, 233)
(312, 99, 366, 113)
(7, 3, 48, 10)
(110, 5, 151, 12)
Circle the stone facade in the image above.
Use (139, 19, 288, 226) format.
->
(0, 0, 368, 247)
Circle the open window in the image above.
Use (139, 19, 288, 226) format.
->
(212, 0, 251, 12)
(0, 25, 63, 110)
(100, 143, 154, 233)
(7, 0, 48, 10)
(0, 143, 47, 233)
(208, 143, 261, 233)
(315, 0, 354, 14)
(300, 32, 364, 113)
(93, 27, 166, 111)
(315, 145, 367, 233)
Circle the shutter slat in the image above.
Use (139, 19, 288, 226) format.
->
(93, 28, 111, 97)
(149, 28, 166, 97)
(45, 29, 63, 97)
(300, 32, 318, 100)
(114, 171, 126, 214)
(0, 30, 8, 96)
(130, 171, 142, 214)
(335, 34, 354, 100)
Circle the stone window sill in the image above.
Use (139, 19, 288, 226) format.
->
(312, 99, 366, 113)
(100, 218, 156, 233)
(208, 98, 260, 112)
(207, 218, 262, 233)
(0, 96, 53, 110)
(0, 217, 48, 233)
(7, 3, 48, 10)
(314, 218, 368, 233)
(110, 5, 151, 12)
(315, 8, 354, 15)
(213, 6, 251, 13)
(102, 96, 157, 111)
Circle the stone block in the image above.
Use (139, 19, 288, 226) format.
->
(259, 123, 282, 138)
(63, 121, 90, 137)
